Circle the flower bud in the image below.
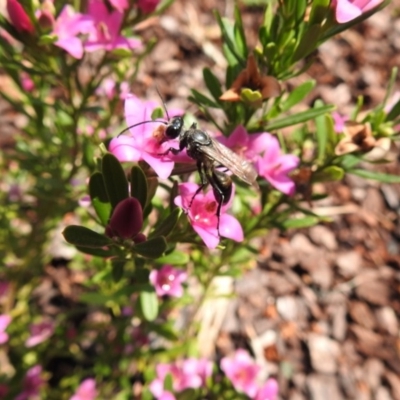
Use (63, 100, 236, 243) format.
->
(137, 0, 160, 13)
(108, 198, 143, 239)
(6, 0, 35, 34)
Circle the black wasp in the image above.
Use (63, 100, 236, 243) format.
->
(160, 116, 258, 233)
(119, 106, 258, 235)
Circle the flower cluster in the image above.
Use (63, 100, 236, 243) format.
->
(218, 125, 299, 196)
(149, 358, 212, 400)
(149, 264, 187, 298)
(221, 349, 278, 400)
(4, 0, 163, 58)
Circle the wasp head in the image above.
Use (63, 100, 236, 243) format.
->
(165, 116, 184, 139)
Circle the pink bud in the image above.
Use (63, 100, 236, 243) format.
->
(108, 198, 143, 239)
(6, 0, 35, 34)
(137, 0, 160, 13)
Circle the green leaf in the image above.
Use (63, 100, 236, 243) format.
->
(314, 166, 345, 182)
(215, 12, 244, 65)
(130, 165, 148, 211)
(156, 251, 190, 265)
(101, 153, 129, 209)
(149, 208, 182, 239)
(314, 100, 328, 164)
(292, 24, 323, 62)
(151, 106, 164, 120)
(89, 172, 112, 225)
(386, 98, 400, 121)
(349, 169, 400, 183)
(233, 6, 248, 59)
(139, 290, 158, 321)
(340, 154, 362, 169)
(76, 246, 115, 258)
(262, 105, 335, 131)
(281, 216, 320, 229)
(63, 226, 112, 248)
(111, 259, 125, 282)
(147, 322, 179, 341)
(80, 292, 111, 305)
(189, 89, 219, 108)
(281, 81, 316, 112)
(308, 0, 330, 24)
(134, 237, 167, 258)
(203, 68, 223, 102)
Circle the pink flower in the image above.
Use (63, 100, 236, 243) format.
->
(52, 5, 94, 59)
(149, 265, 187, 298)
(255, 134, 299, 195)
(220, 350, 260, 398)
(25, 321, 54, 347)
(21, 72, 34, 92)
(109, 94, 185, 179)
(255, 378, 279, 400)
(0, 281, 9, 297)
(174, 182, 244, 249)
(332, 0, 383, 23)
(137, 0, 161, 13)
(332, 111, 348, 133)
(149, 358, 212, 399)
(384, 91, 400, 114)
(96, 77, 130, 100)
(6, 0, 35, 34)
(70, 378, 97, 400)
(0, 314, 11, 344)
(216, 125, 271, 162)
(109, 0, 129, 12)
(16, 365, 44, 400)
(84, 0, 141, 53)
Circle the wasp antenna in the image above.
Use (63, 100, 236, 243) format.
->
(155, 85, 170, 121)
(117, 119, 167, 137)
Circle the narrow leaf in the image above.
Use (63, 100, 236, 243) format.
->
(63, 225, 112, 248)
(203, 68, 223, 102)
(281, 216, 320, 229)
(156, 251, 189, 266)
(111, 259, 125, 282)
(314, 100, 328, 164)
(134, 237, 167, 258)
(102, 153, 129, 209)
(281, 81, 316, 112)
(130, 165, 148, 211)
(262, 105, 335, 131)
(89, 172, 111, 225)
(149, 208, 182, 239)
(139, 290, 159, 321)
(349, 169, 400, 183)
(76, 246, 114, 258)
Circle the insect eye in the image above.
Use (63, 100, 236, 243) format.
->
(165, 116, 183, 139)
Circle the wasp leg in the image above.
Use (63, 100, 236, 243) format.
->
(188, 160, 208, 210)
(206, 166, 232, 236)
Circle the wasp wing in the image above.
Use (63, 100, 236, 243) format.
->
(198, 138, 258, 186)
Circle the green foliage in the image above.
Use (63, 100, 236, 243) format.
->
(0, 0, 398, 399)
